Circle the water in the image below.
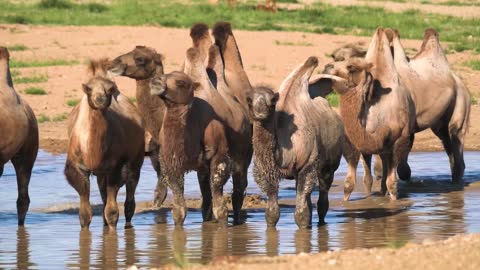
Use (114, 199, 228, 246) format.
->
(1, 150, 480, 269)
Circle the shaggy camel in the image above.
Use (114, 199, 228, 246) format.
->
(212, 22, 253, 115)
(248, 57, 344, 228)
(189, 23, 253, 223)
(65, 59, 145, 228)
(385, 28, 470, 184)
(109, 46, 169, 208)
(150, 68, 231, 226)
(322, 28, 416, 200)
(0, 47, 39, 225)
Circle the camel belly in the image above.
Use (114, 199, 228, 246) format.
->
(0, 107, 29, 162)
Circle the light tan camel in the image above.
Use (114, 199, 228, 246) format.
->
(0, 47, 39, 226)
(248, 57, 344, 228)
(322, 28, 416, 200)
(65, 59, 145, 228)
(109, 46, 169, 208)
(189, 23, 253, 223)
(150, 67, 231, 226)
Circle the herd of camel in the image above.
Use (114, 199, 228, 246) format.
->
(0, 22, 471, 230)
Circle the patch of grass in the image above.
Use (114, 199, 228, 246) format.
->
(420, 0, 432, 4)
(37, 113, 50, 123)
(13, 73, 48, 84)
(128, 96, 137, 103)
(38, 0, 73, 9)
(439, 1, 480, 7)
(66, 98, 80, 107)
(277, 0, 299, 3)
(6, 44, 28, 51)
(52, 113, 68, 122)
(465, 59, 480, 70)
(0, 1, 479, 52)
(274, 40, 313, 46)
(326, 92, 339, 107)
(10, 59, 79, 68)
(24, 87, 47, 95)
(471, 96, 477, 105)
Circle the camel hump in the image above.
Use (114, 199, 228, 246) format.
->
(186, 47, 201, 63)
(212, 21, 233, 44)
(87, 58, 112, 77)
(384, 28, 400, 42)
(424, 28, 439, 40)
(190, 23, 209, 42)
(0, 47, 10, 60)
(304, 56, 319, 68)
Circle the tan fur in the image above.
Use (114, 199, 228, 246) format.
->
(65, 59, 145, 228)
(0, 47, 39, 226)
(331, 43, 367, 61)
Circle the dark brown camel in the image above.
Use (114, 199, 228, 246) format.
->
(0, 47, 39, 225)
(109, 46, 168, 208)
(65, 59, 145, 229)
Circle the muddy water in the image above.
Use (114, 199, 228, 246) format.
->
(1, 151, 480, 269)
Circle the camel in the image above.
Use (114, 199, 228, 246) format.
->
(65, 59, 145, 228)
(149, 67, 231, 226)
(109, 46, 169, 208)
(0, 47, 39, 226)
(212, 22, 253, 115)
(322, 28, 416, 200)
(248, 57, 344, 228)
(385, 28, 470, 184)
(189, 23, 253, 223)
(331, 43, 367, 62)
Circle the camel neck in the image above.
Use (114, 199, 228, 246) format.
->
(0, 58, 14, 88)
(253, 119, 276, 154)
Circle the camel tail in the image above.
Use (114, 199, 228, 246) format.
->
(449, 74, 471, 140)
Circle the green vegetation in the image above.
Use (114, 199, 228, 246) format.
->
(37, 113, 50, 123)
(24, 87, 47, 95)
(11, 59, 79, 68)
(274, 40, 313, 46)
(471, 96, 477, 105)
(0, 0, 478, 52)
(6, 44, 28, 51)
(52, 112, 68, 122)
(12, 73, 48, 84)
(66, 98, 80, 107)
(465, 59, 480, 70)
(326, 92, 339, 107)
(439, 1, 480, 6)
(128, 96, 137, 103)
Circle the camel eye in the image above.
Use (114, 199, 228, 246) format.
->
(135, 57, 147, 66)
(175, 80, 187, 88)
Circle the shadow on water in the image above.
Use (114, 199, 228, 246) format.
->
(0, 151, 480, 268)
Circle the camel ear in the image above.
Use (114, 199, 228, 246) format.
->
(271, 92, 279, 105)
(308, 75, 334, 98)
(153, 53, 164, 65)
(82, 84, 92, 95)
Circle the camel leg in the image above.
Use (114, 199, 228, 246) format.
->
(104, 168, 121, 229)
(168, 173, 186, 226)
(96, 175, 108, 226)
(385, 154, 398, 200)
(152, 146, 168, 208)
(210, 159, 230, 224)
(343, 136, 360, 201)
(11, 151, 36, 226)
(379, 154, 389, 196)
(295, 168, 316, 229)
(0, 165, 3, 177)
(373, 155, 383, 182)
(125, 164, 141, 228)
(65, 161, 92, 228)
(232, 162, 249, 224)
(197, 169, 213, 222)
(361, 154, 374, 196)
(433, 127, 465, 184)
(397, 133, 414, 181)
(317, 169, 334, 225)
(265, 182, 280, 227)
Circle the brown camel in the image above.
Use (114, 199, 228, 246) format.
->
(189, 23, 253, 223)
(65, 59, 145, 228)
(0, 47, 39, 225)
(386, 28, 470, 184)
(212, 22, 253, 115)
(322, 28, 416, 200)
(150, 68, 231, 226)
(248, 57, 344, 228)
(109, 46, 169, 208)
(331, 43, 367, 62)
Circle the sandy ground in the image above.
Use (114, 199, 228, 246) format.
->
(1, 24, 479, 154)
(183, 233, 480, 270)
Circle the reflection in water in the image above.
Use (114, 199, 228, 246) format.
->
(0, 151, 480, 269)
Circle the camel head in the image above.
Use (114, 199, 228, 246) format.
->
(331, 44, 366, 62)
(323, 57, 373, 90)
(247, 86, 279, 121)
(150, 71, 197, 107)
(109, 46, 164, 80)
(82, 58, 118, 110)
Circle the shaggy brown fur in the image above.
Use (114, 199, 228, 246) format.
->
(322, 28, 416, 201)
(386, 27, 470, 183)
(150, 71, 231, 226)
(0, 47, 39, 226)
(212, 22, 253, 114)
(109, 46, 168, 208)
(248, 57, 344, 228)
(65, 59, 145, 229)
(189, 23, 253, 223)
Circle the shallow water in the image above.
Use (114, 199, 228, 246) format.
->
(1, 151, 480, 269)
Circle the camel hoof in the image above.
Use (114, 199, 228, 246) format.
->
(389, 193, 398, 201)
(124, 222, 133, 229)
(343, 193, 352, 201)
